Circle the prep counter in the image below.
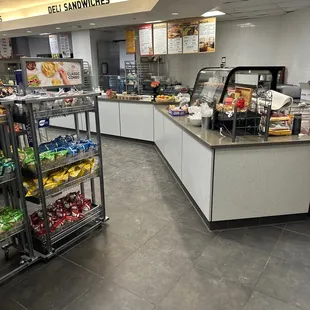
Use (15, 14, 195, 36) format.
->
(50, 98, 310, 229)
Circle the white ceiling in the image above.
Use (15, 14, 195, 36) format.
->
(1, 0, 310, 37)
(219, 0, 310, 20)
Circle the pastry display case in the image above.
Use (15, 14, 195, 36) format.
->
(191, 66, 284, 140)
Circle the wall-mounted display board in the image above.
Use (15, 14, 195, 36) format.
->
(153, 23, 168, 55)
(126, 29, 136, 54)
(182, 21, 199, 54)
(139, 24, 153, 56)
(21, 57, 83, 89)
(199, 17, 216, 53)
(0, 38, 13, 59)
(168, 23, 183, 54)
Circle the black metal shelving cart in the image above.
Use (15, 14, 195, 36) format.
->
(0, 99, 36, 284)
(10, 92, 106, 257)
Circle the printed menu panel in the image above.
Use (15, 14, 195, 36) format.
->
(25, 59, 82, 88)
(139, 24, 153, 56)
(153, 23, 167, 55)
(126, 29, 136, 54)
(199, 17, 216, 53)
(182, 21, 199, 53)
(59, 34, 71, 58)
(0, 38, 13, 59)
(49, 34, 60, 57)
(168, 23, 183, 54)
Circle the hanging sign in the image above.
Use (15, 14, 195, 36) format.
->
(126, 29, 136, 54)
(139, 24, 153, 56)
(49, 34, 60, 58)
(59, 33, 71, 58)
(182, 21, 199, 54)
(0, 38, 13, 59)
(199, 17, 216, 53)
(168, 23, 182, 54)
(153, 23, 167, 55)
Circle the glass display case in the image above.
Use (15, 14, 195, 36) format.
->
(191, 66, 284, 140)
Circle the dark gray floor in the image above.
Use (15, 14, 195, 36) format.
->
(1, 131, 310, 310)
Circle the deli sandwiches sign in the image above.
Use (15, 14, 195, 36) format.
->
(48, 0, 110, 14)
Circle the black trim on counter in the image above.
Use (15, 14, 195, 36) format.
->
(98, 97, 170, 105)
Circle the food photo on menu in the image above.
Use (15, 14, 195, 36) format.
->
(26, 61, 82, 87)
(168, 24, 182, 39)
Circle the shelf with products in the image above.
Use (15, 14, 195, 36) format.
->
(10, 90, 106, 258)
(0, 97, 35, 284)
(0, 207, 24, 243)
(0, 172, 16, 185)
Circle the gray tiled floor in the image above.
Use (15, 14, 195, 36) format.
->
(1, 129, 310, 309)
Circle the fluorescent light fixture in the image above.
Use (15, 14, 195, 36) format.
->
(145, 20, 163, 23)
(237, 22, 255, 28)
(56, 27, 61, 30)
(39, 32, 51, 35)
(172, 12, 179, 15)
(201, 10, 226, 17)
(27, 30, 32, 33)
(89, 23, 96, 26)
(2, 34, 7, 36)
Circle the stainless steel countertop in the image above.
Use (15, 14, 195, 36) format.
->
(156, 106, 310, 149)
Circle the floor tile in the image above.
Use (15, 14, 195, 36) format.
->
(244, 291, 300, 310)
(160, 266, 252, 310)
(161, 182, 190, 203)
(139, 194, 191, 222)
(107, 203, 170, 245)
(177, 207, 212, 234)
(63, 229, 139, 277)
(9, 258, 100, 310)
(66, 279, 155, 310)
(194, 237, 269, 287)
(144, 222, 215, 264)
(219, 226, 282, 253)
(106, 240, 191, 304)
(272, 230, 310, 266)
(256, 256, 310, 309)
(285, 221, 310, 236)
(0, 294, 26, 310)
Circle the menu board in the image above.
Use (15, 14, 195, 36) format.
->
(139, 24, 153, 56)
(24, 59, 82, 88)
(0, 38, 12, 59)
(153, 23, 167, 55)
(168, 23, 183, 54)
(182, 22, 199, 54)
(49, 35, 60, 57)
(126, 29, 136, 54)
(199, 17, 216, 53)
(59, 34, 71, 58)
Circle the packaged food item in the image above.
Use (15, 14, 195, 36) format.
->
(68, 165, 82, 180)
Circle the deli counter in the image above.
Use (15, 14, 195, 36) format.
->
(50, 66, 310, 230)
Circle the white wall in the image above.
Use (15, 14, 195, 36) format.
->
(166, 8, 310, 87)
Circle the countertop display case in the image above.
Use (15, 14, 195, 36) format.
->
(190, 66, 284, 140)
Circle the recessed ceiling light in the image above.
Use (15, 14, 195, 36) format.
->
(56, 27, 61, 30)
(201, 10, 226, 17)
(172, 12, 179, 15)
(39, 32, 51, 35)
(145, 20, 163, 23)
(27, 31, 32, 33)
(89, 23, 96, 26)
